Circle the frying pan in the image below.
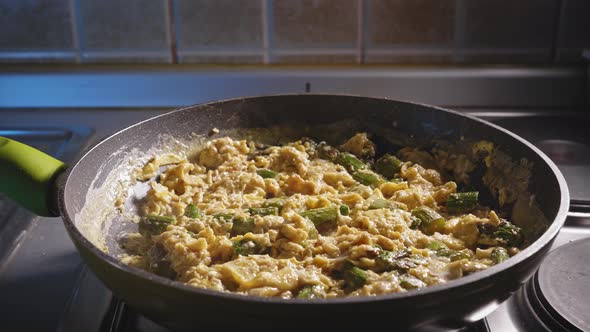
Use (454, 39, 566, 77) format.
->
(0, 95, 569, 331)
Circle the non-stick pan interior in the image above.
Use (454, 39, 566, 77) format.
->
(62, 94, 566, 269)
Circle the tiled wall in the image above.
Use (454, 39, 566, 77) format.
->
(0, 0, 588, 64)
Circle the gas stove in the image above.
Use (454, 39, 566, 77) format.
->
(0, 66, 588, 332)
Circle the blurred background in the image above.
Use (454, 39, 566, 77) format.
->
(0, 0, 588, 65)
(0, 1, 590, 331)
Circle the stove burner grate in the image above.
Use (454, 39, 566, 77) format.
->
(515, 238, 590, 331)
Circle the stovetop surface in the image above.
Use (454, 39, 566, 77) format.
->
(1, 109, 588, 332)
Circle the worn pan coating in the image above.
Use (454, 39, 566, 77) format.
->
(55, 94, 568, 331)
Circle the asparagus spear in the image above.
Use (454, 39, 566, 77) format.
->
(262, 198, 286, 212)
(248, 207, 279, 216)
(375, 154, 403, 179)
(375, 249, 427, 272)
(336, 153, 367, 172)
(138, 215, 175, 238)
(301, 206, 339, 227)
(213, 213, 234, 222)
(317, 142, 340, 161)
(491, 247, 510, 264)
(352, 170, 385, 187)
(493, 222, 524, 247)
(231, 217, 255, 235)
(341, 261, 367, 290)
(409, 216, 422, 229)
(184, 204, 202, 219)
(446, 192, 479, 214)
(426, 241, 446, 251)
(256, 168, 278, 179)
(478, 221, 524, 247)
(411, 206, 446, 234)
(399, 275, 426, 290)
(232, 239, 267, 256)
(426, 241, 472, 261)
(296, 285, 325, 299)
(375, 249, 409, 271)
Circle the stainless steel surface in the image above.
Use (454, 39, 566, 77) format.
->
(0, 66, 587, 331)
(486, 227, 590, 332)
(0, 66, 586, 108)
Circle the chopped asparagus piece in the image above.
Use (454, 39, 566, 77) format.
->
(398, 255, 428, 271)
(376, 249, 427, 272)
(411, 206, 446, 234)
(248, 207, 279, 216)
(336, 153, 367, 172)
(342, 261, 367, 290)
(424, 218, 446, 235)
(375, 154, 403, 179)
(425, 241, 473, 261)
(493, 222, 524, 247)
(409, 216, 422, 229)
(477, 223, 496, 235)
(447, 192, 479, 213)
(375, 249, 410, 271)
(434, 247, 473, 261)
(231, 217, 255, 235)
(317, 142, 340, 161)
(426, 241, 446, 251)
(353, 170, 385, 187)
(451, 249, 473, 261)
(339, 204, 350, 216)
(303, 218, 319, 240)
(256, 168, 278, 179)
(477, 223, 503, 246)
(400, 275, 426, 290)
(301, 206, 339, 227)
(491, 247, 510, 264)
(411, 206, 442, 224)
(138, 215, 175, 238)
(296, 285, 325, 299)
(262, 198, 286, 211)
(479, 221, 524, 247)
(213, 213, 234, 222)
(232, 240, 266, 256)
(184, 204, 202, 219)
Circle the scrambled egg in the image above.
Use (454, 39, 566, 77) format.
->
(119, 133, 524, 299)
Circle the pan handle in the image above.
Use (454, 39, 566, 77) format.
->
(0, 136, 66, 217)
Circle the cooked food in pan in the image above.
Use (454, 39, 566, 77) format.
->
(120, 133, 524, 299)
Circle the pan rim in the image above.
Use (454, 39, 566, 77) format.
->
(58, 93, 570, 305)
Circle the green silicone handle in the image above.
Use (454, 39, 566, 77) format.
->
(0, 136, 67, 216)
